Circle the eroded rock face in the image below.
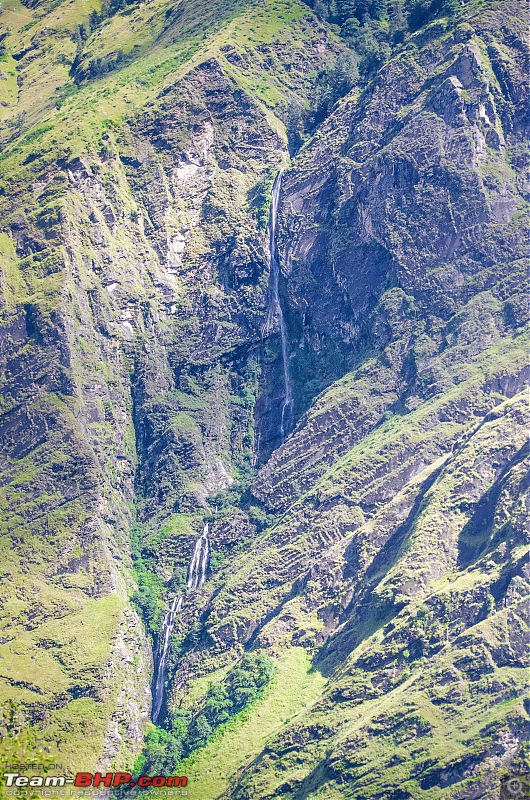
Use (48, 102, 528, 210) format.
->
(166, 7, 529, 798)
(0, 0, 528, 793)
(252, 19, 527, 511)
(0, 0, 338, 770)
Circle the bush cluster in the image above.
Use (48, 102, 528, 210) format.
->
(70, 0, 141, 82)
(137, 653, 274, 774)
(284, 51, 359, 153)
(129, 522, 165, 634)
(306, 0, 462, 79)
(283, 0, 462, 154)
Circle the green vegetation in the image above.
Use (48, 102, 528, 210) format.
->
(304, 0, 462, 80)
(177, 648, 326, 799)
(0, 0, 527, 791)
(130, 570, 165, 634)
(285, 50, 359, 151)
(136, 653, 274, 774)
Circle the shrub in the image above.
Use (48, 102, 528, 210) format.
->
(309, 51, 359, 126)
(137, 653, 274, 773)
(135, 725, 187, 775)
(408, 0, 460, 31)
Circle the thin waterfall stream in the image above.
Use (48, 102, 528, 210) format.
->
(151, 595, 182, 725)
(151, 522, 209, 725)
(266, 171, 293, 442)
(187, 521, 209, 591)
(151, 172, 289, 724)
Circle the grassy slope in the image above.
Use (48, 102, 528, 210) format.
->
(180, 648, 326, 799)
(212, 392, 529, 799)
(0, 0, 337, 155)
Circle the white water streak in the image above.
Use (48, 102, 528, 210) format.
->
(152, 594, 182, 724)
(152, 522, 210, 723)
(265, 171, 292, 442)
(187, 522, 209, 590)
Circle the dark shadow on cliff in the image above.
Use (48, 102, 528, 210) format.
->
(457, 440, 529, 569)
(314, 457, 447, 677)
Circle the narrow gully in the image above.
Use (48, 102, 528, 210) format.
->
(151, 522, 209, 724)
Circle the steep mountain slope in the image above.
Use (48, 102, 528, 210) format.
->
(167, 8, 530, 797)
(0, 0, 528, 796)
(0, 0, 341, 772)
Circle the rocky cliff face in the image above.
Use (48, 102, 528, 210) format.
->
(0, 0, 528, 796)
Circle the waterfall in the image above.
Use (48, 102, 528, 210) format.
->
(151, 522, 210, 724)
(266, 171, 293, 442)
(152, 594, 182, 725)
(187, 522, 209, 591)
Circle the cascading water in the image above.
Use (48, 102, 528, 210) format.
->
(152, 594, 182, 725)
(187, 522, 209, 591)
(265, 171, 293, 442)
(151, 522, 209, 724)
(152, 173, 290, 722)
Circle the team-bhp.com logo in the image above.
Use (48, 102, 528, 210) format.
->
(3, 773, 188, 789)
